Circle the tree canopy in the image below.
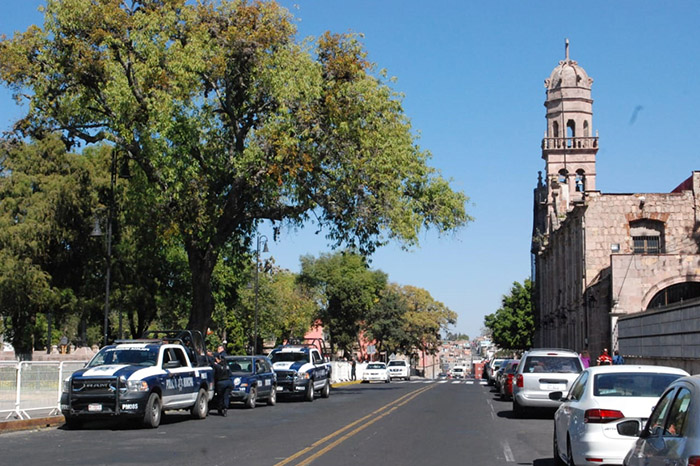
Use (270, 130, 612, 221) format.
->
(483, 279, 534, 351)
(0, 0, 470, 335)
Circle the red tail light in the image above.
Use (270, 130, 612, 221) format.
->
(688, 457, 700, 466)
(584, 409, 624, 423)
(516, 374, 523, 388)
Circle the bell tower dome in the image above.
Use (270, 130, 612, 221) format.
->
(540, 39, 599, 232)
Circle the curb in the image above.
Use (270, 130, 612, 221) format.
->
(331, 380, 361, 388)
(0, 415, 64, 433)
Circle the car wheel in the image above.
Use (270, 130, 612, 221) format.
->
(407, 376, 410, 381)
(190, 388, 208, 419)
(553, 429, 566, 466)
(143, 392, 162, 428)
(304, 381, 314, 402)
(512, 398, 524, 418)
(321, 380, 330, 398)
(567, 437, 576, 466)
(267, 387, 277, 406)
(246, 387, 257, 409)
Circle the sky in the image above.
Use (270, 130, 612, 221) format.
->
(1, 1, 699, 340)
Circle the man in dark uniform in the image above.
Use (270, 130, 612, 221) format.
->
(212, 353, 232, 416)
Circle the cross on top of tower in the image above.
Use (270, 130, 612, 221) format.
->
(565, 38, 570, 61)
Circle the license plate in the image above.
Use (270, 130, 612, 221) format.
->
(88, 403, 102, 412)
(543, 384, 565, 391)
(276, 386, 283, 392)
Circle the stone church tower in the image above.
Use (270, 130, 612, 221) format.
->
(531, 40, 700, 362)
(533, 40, 599, 245)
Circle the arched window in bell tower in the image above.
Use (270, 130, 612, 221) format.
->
(566, 120, 576, 147)
(558, 169, 569, 184)
(553, 121, 559, 138)
(583, 120, 590, 137)
(575, 169, 585, 192)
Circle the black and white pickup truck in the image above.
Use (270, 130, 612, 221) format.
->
(269, 341, 332, 401)
(60, 331, 214, 428)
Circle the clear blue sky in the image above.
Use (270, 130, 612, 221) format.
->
(2, 1, 699, 340)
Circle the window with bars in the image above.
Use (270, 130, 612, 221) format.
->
(633, 236, 660, 254)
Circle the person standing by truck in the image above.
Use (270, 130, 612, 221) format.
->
(213, 353, 232, 416)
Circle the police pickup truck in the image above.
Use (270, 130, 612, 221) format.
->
(269, 340, 332, 402)
(61, 331, 214, 428)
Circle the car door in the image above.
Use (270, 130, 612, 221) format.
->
(629, 387, 678, 465)
(555, 370, 588, 459)
(162, 346, 195, 407)
(254, 358, 270, 398)
(645, 386, 691, 466)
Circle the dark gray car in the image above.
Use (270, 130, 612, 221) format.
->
(624, 374, 700, 466)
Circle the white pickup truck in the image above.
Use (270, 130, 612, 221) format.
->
(387, 359, 411, 381)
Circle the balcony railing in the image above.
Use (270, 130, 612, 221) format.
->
(542, 137, 598, 150)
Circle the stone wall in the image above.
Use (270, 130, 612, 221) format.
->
(534, 173, 700, 359)
(618, 299, 700, 358)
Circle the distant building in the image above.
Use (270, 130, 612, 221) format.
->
(531, 41, 700, 359)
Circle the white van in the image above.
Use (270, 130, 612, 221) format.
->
(452, 365, 468, 379)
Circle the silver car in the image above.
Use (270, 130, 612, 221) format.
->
(624, 374, 700, 466)
(512, 348, 583, 417)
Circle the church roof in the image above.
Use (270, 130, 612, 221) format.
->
(545, 39, 593, 90)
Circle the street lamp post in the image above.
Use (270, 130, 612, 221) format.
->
(102, 153, 116, 347)
(92, 151, 129, 346)
(253, 234, 269, 355)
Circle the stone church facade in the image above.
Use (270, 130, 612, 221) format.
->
(531, 41, 700, 359)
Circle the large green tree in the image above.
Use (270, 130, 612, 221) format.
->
(0, 0, 469, 335)
(483, 279, 534, 351)
(299, 251, 387, 356)
(0, 136, 100, 357)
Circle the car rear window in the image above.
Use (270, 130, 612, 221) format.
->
(522, 356, 581, 374)
(388, 361, 406, 366)
(594, 373, 683, 397)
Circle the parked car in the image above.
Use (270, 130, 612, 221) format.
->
(624, 374, 700, 466)
(494, 361, 510, 392)
(362, 363, 390, 383)
(486, 358, 507, 386)
(387, 359, 411, 381)
(551, 364, 688, 466)
(498, 360, 520, 401)
(225, 355, 277, 409)
(512, 348, 583, 417)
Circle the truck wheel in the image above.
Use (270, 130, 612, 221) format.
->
(246, 387, 257, 409)
(64, 415, 82, 429)
(190, 388, 208, 419)
(267, 387, 277, 406)
(143, 392, 162, 428)
(304, 382, 314, 402)
(321, 380, 330, 398)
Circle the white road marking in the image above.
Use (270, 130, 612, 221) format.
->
(466, 381, 474, 384)
(502, 440, 515, 462)
(438, 380, 448, 384)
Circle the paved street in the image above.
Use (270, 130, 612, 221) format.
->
(1, 379, 557, 466)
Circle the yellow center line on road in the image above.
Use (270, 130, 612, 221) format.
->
(274, 384, 435, 466)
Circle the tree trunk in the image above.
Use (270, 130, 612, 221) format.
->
(185, 245, 217, 336)
(12, 311, 35, 361)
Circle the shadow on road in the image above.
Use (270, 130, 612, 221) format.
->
(495, 407, 556, 420)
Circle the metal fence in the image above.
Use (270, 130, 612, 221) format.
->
(0, 361, 88, 420)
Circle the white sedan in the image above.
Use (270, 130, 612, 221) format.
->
(551, 364, 688, 466)
(362, 362, 391, 383)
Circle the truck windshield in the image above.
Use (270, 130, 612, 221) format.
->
(87, 347, 159, 367)
(270, 352, 308, 364)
